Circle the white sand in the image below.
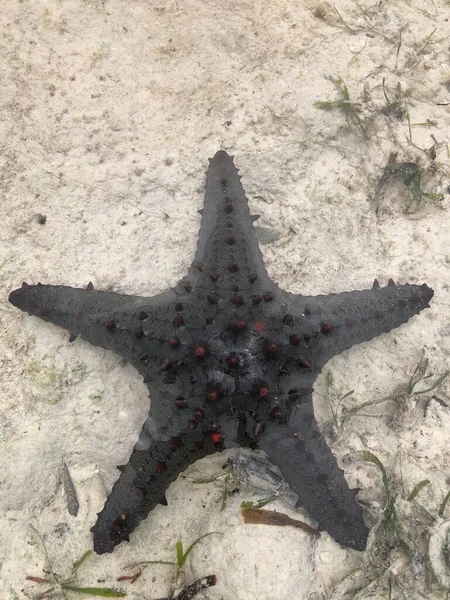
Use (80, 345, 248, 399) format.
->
(1, 1, 449, 598)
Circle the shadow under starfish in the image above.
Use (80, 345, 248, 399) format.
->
(9, 150, 433, 553)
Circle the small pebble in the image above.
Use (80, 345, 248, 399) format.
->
(320, 552, 333, 564)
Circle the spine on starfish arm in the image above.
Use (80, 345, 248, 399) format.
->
(8, 282, 154, 357)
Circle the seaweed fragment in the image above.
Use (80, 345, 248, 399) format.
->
(407, 479, 431, 503)
(314, 76, 370, 139)
(438, 490, 450, 518)
(333, 350, 448, 427)
(356, 451, 390, 498)
(125, 533, 222, 573)
(380, 79, 408, 122)
(332, 447, 450, 597)
(26, 532, 125, 598)
(375, 153, 444, 215)
(123, 534, 221, 600)
(241, 508, 320, 538)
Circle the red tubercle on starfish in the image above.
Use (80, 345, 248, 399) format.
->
(207, 292, 219, 304)
(289, 333, 302, 345)
(231, 293, 244, 306)
(159, 358, 170, 371)
(173, 315, 184, 327)
(112, 514, 128, 531)
(263, 339, 281, 357)
(253, 383, 270, 399)
(194, 407, 204, 420)
(254, 320, 267, 332)
(168, 336, 180, 348)
(206, 382, 222, 402)
(175, 397, 187, 409)
(271, 406, 283, 419)
(321, 323, 333, 334)
(135, 488, 145, 501)
(192, 343, 208, 358)
(298, 356, 312, 369)
(226, 352, 238, 367)
(104, 320, 116, 332)
(228, 315, 247, 333)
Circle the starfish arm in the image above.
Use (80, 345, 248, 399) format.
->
(8, 282, 180, 373)
(282, 281, 433, 369)
(92, 402, 217, 554)
(175, 150, 275, 297)
(259, 399, 368, 550)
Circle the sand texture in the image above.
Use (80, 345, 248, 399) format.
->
(1, 1, 450, 599)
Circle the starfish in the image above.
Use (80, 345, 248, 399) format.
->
(9, 151, 433, 554)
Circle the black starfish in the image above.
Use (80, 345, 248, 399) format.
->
(9, 151, 433, 554)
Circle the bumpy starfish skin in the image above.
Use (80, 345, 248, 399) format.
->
(9, 151, 433, 554)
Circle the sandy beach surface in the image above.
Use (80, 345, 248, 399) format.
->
(1, 1, 449, 599)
